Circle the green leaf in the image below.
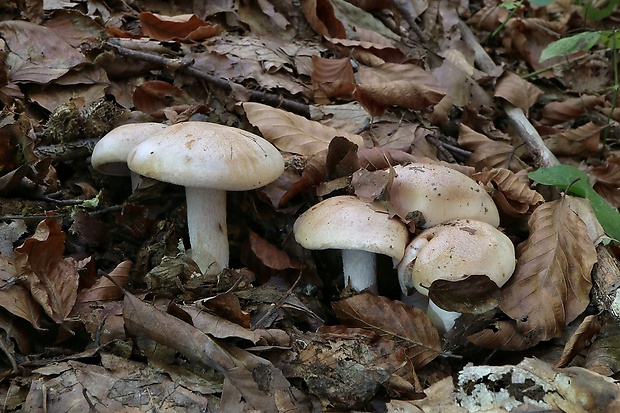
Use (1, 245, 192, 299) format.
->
(539, 32, 601, 63)
(530, 0, 555, 5)
(529, 165, 620, 241)
(584, 0, 620, 21)
(600, 30, 620, 49)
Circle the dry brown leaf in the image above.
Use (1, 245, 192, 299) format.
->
(556, 314, 601, 368)
(539, 95, 604, 126)
(499, 197, 598, 343)
(328, 37, 406, 63)
(301, 0, 347, 38)
(243, 102, 364, 155)
(332, 293, 442, 367)
(429, 275, 501, 315)
(74, 260, 130, 304)
(291, 327, 408, 409)
(494, 71, 544, 113)
(543, 122, 601, 156)
(473, 167, 545, 217)
(458, 124, 528, 172)
(14, 218, 82, 324)
(0, 256, 43, 329)
(123, 292, 306, 412)
(311, 56, 356, 103)
(138, 12, 221, 41)
(132, 80, 197, 117)
(466, 320, 536, 351)
(584, 314, 620, 376)
(241, 230, 301, 282)
(353, 81, 445, 117)
(590, 155, 620, 208)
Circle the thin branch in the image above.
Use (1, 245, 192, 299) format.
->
(103, 39, 311, 118)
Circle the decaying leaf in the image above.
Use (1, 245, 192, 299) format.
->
(499, 197, 598, 344)
(458, 124, 528, 172)
(13, 218, 83, 325)
(472, 167, 544, 217)
(243, 102, 364, 155)
(556, 314, 601, 368)
(466, 320, 536, 351)
(585, 315, 620, 376)
(332, 293, 442, 367)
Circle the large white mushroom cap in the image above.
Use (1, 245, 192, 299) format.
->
(399, 219, 516, 296)
(388, 164, 500, 229)
(127, 121, 284, 191)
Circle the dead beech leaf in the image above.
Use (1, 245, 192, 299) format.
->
(139, 13, 221, 41)
(499, 197, 598, 343)
(242, 230, 301, 280)
(473, 168, 545, 216)
(133, 80, 196, 117)
(584, 314, 620, 376)
(466, 320, 537, 351)
(353, 81, 445, 117)
(14, 218, 82, 324)
(556, 314, 601, 368)
(429, 275, 501, 315)
(243, 102, 364, 155)
(332, 293, 442, 367)
(292, 327, 408, 409)
(543, 122, 601, 156)
(0, 256, 43, 329)
(494, 72, 544, 113)
(311, 56, 356, 103)
(123, 292, 304, 412)
(539, 95, 604, 126)
(278, 149, 327, 206)
(301, 0, 347, 38)
(590, 156, 620, 208)
(75, 260, 130, 304)
(458, 124, 528, 172)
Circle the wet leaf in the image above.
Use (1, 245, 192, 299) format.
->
(243, 102, 364, 155)
(499, 197, 597, 343)
(333, 293, 442, 367)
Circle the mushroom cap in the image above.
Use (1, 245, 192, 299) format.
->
(388, 164, 500, 228)
(127, 122, 284, 190)
(293, 195, 409, 261)
(399, 219, 515, 296)
(91, 122, 168, 176)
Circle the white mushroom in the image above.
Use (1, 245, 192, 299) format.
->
(91, 122, 168, 190)
(388, 164, 500, 229)
(398, 219, 516, 332)
(127, 121, 284, 275)
(294, 195, 409, 294)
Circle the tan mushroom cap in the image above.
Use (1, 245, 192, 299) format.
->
(127, 121, 284, 191)
(294, 195, 409, 261)
(400, 219, 515, 296)
(91, 122, 168, 176)
(389, 164, 500, 228)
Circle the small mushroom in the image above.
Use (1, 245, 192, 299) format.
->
(294, 195, 409, 294)
(388, 163, 500, 229)
(398, 219, 515, 332)
(91, 122, 168, 190)
(127, 121, 284, 275)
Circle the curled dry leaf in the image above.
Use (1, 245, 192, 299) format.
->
(543, 122, 601, 156)
(556, 314, 601, 368)
(499, 197, 598, 343)
(311, 56, 356, 103)
(0, 256, 42, 329)
(332, 293, 442, 368)
(590, 155, 620, 208)
(458, 124, 528, 172)
(14, 218, 82, 324)
(539, 95, 604, 126)
(494, 71, 544, 113)
(472, 167, 544, 217)
(138, 12, 221, 42)
(353, 81, 445, 117)
(75, 260, 131, 304)
(584, 314, 620, 376)
(301, 0, 347, 38)
(243, 102, 364, 156)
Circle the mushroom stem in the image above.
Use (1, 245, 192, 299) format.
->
(129, 171, 142, 191)
(185, 186, 228, 275)
(426, 299, 461, 333)
(341, 249, 377, 293)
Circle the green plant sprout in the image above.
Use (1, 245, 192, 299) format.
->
(529, 165, 620, 243)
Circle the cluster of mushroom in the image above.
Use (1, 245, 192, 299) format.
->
(91, 121, 284, 276)
(293, 163, 516, 332)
